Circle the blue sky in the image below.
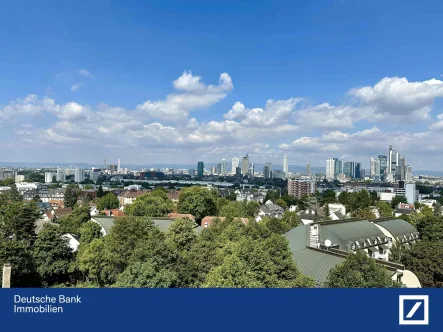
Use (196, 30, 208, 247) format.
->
(1, 0, 443, 170)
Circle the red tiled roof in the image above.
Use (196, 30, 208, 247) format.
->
(201, 216, 249, 228)
(102, 209, 125, 217)
(53, 208, 73, 218)
(167, 191, 180, 200)
(118, 191, 145, 198)
(167, 213, 195, 221)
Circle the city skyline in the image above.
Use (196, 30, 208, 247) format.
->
(1, 2, 443, 170)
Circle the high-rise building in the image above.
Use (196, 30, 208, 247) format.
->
(370, 158, 381, 180)
(231, 157, 239, 174)
(343, 162, 351, 178)
(74, 169, 85, 183)
(388, 145, 399, 179)
(288, 177, 316, 198)
(241, 154, 249, 176)
(45, 172, 56, 183)
(90, 171, 99, 182)
(378, 155, 388, 179)
(221, 158, 226, 176)
(0, 170, 16, 181)
(216, 163, 222, 175)
(306, 163, 311, 176)
(188, 169, 196, 176)
(211, 166, 217, 174)
(283, 155, 288, 175)
(326, 158, 335, 180)
(333, 158, 342, 177)
(56, 168, 66, 182)
(249, 162, 255, 177)
(354, 162, 361, 178)
(397, 157, 406, 181)
(235, 167, 241, 176)
(197, 162, 204, 177)
(406, 165, 413, 183)
(117, 159, 121, 172)
(263, 162, 272, 179)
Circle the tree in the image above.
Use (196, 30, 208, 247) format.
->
(97, 192, 119, 211)
(276, 199, 287, 209)
(125, 194, 172, 217)
(97, 186, 104, 198)
(114, 260, 177, 288)
(59, 205, 91, 234)
(281, 211, 301, 230)
(0, 201, 40, 244)
(165, 218, 198, 252)
(321, 190, 336, 205)
(401, 241, 443, 288)
(264, 190, 280, 203)
(7, 183, 23, 202)
(351, 208, 376, 219)
(78, 221, 103, 244)
(389, 240, 409, 264)
(219, 201, 259, 219)
(33, 224, 75, 286)
(377, 201, 393, 217)
(178, 186, 218, 222)
(64, 185, 78, 208)
(325, 251, 400, 288)
(391, 195, 408, 209)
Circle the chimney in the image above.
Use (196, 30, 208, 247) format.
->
(2, 263, 11, 288)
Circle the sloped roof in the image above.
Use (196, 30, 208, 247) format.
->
(319, 220, 385, 252)
(374, 219, 417, 239)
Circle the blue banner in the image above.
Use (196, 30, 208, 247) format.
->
(0, 289, 441, 331)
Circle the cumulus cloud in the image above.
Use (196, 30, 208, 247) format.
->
(349, 77, 443, 120)
(137, 71, 233, 121)
(0, 95, 58, 124)
(71, 83, 82, 91)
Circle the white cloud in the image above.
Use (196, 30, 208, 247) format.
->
(0, 95, 58, 124)
(78, 69, 95, 78)
(71, 83, 82, 91)
(349, 77, 443, 119)
(137, 71, 233, 121)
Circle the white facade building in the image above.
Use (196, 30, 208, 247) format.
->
(231, 157, 239, 174)
(325, 159, 335, 180)
(74, 168, 85, 183)
(283, 155, 288, 175)
(56, 169, 66, 182)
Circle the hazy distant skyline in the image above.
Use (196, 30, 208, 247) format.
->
(1, 1, 443, 170)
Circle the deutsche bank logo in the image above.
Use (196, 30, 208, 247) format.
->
(399, 295, 429, 325)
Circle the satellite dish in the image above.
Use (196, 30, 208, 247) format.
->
(325, 239, 332, 248)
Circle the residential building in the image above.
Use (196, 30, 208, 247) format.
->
(256, 200, 284, 221)
(74, 168, 85, 183)
(285, 219, 421, 287)
(231, 157, 239, 174)
(288, 176, 316, 198)
(56, 168, 66, 182)
(118, 191, 144, 206)
(197, 161, 204, 177)
(45, 172, 56, 183)
(90, 171, 100, 182)
(283, 155, 288, 175)
(241, 154, 249, 176)
(0, 170, 16, 181)
(15, 175, 25, 182)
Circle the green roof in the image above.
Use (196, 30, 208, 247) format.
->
(319, 220, 385, 252)
(285, 225, 346, 286)
(92, 216, 201, 235)
(293, 248, 346, 286)
(374, 219, 417, 239)
(92, 217, 116, 235)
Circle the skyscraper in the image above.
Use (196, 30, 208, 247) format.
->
(283, 155, 288, 175)
(249, 162, 255, 177)
(117, 159, 121, 172)
(326, 158, 335, 180)
(56, 168, 66, 182)
(231, 157, 239, 174)
(221, 158, 226, 176)
(216, 163, 221, 174)
(370, 158, 381, 180)
(241, 154, 249, 176)
(306, 163, 311, 176)
(378, 155, 388, 180)
(263, 162, 272, 179)
(388, 145, 399, 179)
(406, 165, 413, 183)
(197, 162, 204, 177)
(333, 158, 342, 177)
